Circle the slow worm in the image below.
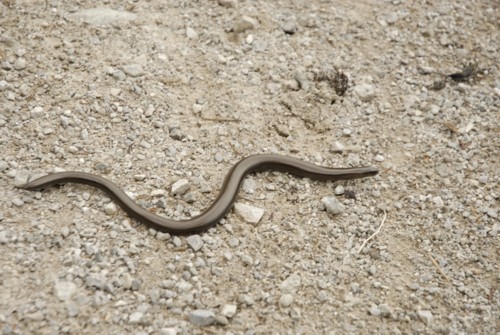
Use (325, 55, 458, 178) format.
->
(21, 154, 378, 234)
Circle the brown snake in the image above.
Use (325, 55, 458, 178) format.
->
(21, 154, 378, 234)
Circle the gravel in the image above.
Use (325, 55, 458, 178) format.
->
(0, 0, 498, 334)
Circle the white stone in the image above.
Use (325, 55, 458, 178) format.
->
(122, 64, 144, 77)
(188, 309, 215, 326)
(68, 8, 137, 26)
(104, 202, 118, 215)
(186, 27, 198, 39)
(242, 178, 256, 194)
(171, 179, 190, 196)
(417, 310, 434, 325)
(280, 273, 301, 293)
(334, 185, 345, 195)
(160, 328, 177, 335)
(353, 83, 375, 102)
(321, 196, 345, 215)
(279, 294, 294, 307)
(220, 304, 237, 318)
(186, 235, 203, 252)
(54, 281, 77, 301)
(129, 311, 143, 324)
(234, 202, 264, 224)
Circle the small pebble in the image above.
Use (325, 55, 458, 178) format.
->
(220, 304, 237, 318)
(279, 294, 294, 307)
(171, 179, 190, 196)
(232, 16, 258, 33)
(104, 202, 118, 215)
(13, 58, 27, 70)
(188, 309, 215, 326)
(129, 311, 143, 324)
(186, 235, 203, 251)
(122, 64, 144, 77)
(353, 84, 375, 102)
(321, 196, 345, 215)
(234, 202, 265, 224)
(282, 19, 298, 34)
(186, 27, 198, 39)
(242, 178, 256, 194)
(334, 185, 345, 195)
(417, 310, 434, 325)
(54, 281, 77, 301)
(280, 273, 301, 294)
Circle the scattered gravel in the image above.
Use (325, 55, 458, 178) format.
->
(0, 0, 498, 334)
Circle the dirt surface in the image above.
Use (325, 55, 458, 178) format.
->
(1, 0, 499, 334)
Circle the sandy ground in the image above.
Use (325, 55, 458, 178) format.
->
(0, 0, 499, 334)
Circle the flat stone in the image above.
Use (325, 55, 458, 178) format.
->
(417, 310, 434, 325)
(280, 273, 301, 293)
(186, 235, 203, 252)
(104, 202, 118, 215)
(68, 8, 137, 26)
(122, 64, 144, 77)
(188, 309, 215, 326)
(171, 179, 190, 196)
(54, 281, 77, 301)
(321, 196, 345, 215)
(234, 202, 264, 224)
(220, 304, 237, 318)
(353, 83, 375, 102)
(233, 16, 257, 33)
(279, 294, 294, 307)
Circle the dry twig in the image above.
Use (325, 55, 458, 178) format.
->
(358, 210, 387, 253)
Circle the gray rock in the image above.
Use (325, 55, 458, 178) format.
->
(186, 27, 198, 39)
(14, 169, 30, 187)
(353, 84, 375, 102)
(234, 202, 264, 224)
(232, 16, 258, 33)
(171, 179, 190, 196)
(122, 64, 144, 77)
(321, 196, 345, 215)
(69, 8, 137, 26)
(169, 128, 184, 141)
(242, 178, 256, 194)
(369, 303, 392, 318)
(294, 69, 309, 90)
(220, 304, 237, 318)
(0, 160, 8, 172)
(334, 185, 345, 195)
(11, 198, 24, 207)
(188, 309, 215, 326)
(386, 12, 399, 24)
(13, 58, 26, 70)
(66, 302, 79, 317)
(186, 234, 203, 251)
(85, 275, 104, 290)
(214, 314, 229, 325)
(435, 164, 449, 177)
(280, 273, 301, 293)
(279, 294, 294, 307)
(104, 202, 118, 215)
(159, 328, 177, 335)
(129, 311, 143, 324)
(282, 19, 298, 34)
(54, 281, 77, 301)
(417, 310, 433, 325)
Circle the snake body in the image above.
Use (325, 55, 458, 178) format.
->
(21, 154, 378, 234)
